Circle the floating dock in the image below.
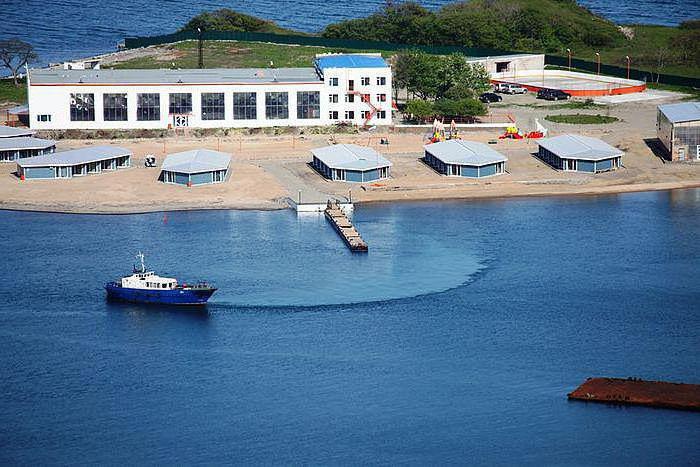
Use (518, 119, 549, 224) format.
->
(324, 201, 368, 252)
(568, 377, 700, 411)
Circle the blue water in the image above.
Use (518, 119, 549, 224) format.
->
(1, 189, 699, 464)
(0, 0, 697, 67)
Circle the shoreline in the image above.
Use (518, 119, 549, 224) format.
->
(2, 180, 698, 215)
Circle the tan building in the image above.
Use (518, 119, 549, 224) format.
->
(657, 102, 700, 162)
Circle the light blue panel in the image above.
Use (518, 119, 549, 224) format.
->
(577, 160, 595, 173)
(461, 165, 479, 178)
(190, 172, 213, 185)
(346, 170, 363, 182)
(362, 169, 379, 181)
(595, 159, 613, 171)
(480, 164, 497, 177)
(24, 167, 55, 179)
(175, 172, 190, 185)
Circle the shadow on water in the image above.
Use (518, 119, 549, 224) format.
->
(105, 300, 211, 321)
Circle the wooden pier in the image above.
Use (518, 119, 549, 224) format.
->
(324, 201, 368, 252)
(568, 377, 700, 411)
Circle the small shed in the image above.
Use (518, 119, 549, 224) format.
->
(657, 101, 700, 161)
(0, 137, 56, 162)
(17, 146, 131, 180)
(537, 134, 622, 173)
(423, 140, 507, 177)
(311, 144, 392, 182)
(0, 126, 34, 138)
(160, 149, 231, 186)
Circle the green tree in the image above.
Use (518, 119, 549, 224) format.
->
(434, 98, 486, 117)
(0, 39, 37, 86)
(405, 99, 435, 120)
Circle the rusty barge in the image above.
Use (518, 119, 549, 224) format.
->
(324, 201, 368, 252)
(568, 377, 700, 411)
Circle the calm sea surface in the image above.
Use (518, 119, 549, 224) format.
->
(0, 0, 698, 67)
(1, 189, 699, 464)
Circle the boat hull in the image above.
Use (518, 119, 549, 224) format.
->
(105, 282, 216, 305)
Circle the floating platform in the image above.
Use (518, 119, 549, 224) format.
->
(568, 377, 700, 411)
(324, 201, 368, 252)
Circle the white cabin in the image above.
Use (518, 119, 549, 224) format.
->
(121, 270, 178, 290)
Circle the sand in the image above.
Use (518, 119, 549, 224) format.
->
(1, 95, 699, 214)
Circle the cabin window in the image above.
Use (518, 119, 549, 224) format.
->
(297, 91, 320, 119)
(137, 93, 160, 121)
(103, 93, 128, 121)
(169, 93, 192, 115)
(201, 93, 225, 120)
(265, 92, 288, 120)
(70, 93, 95, 121)
(233, 92, 256, 120)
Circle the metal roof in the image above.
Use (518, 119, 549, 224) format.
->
(0, 137, 56, 151)
(424, 140, 508, 166)
(311, 144, 392, 171)
(658, 101, 700, 124)
(17, 146, 131, 167)
(30, 68, 322, 85)
(315, 54, 388, 70)
(537, 134, 623, 161)
(0, 126, 35, 138)
(161, 149, 231, 174)
(7, 105, 29, 115)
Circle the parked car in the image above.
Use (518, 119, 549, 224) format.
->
(495, 83, 528, 95)
(537, 88, 571, 101)
(479, 92, 502, 103)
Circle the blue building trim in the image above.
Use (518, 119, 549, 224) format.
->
(312, 155, 390, 182)
(537, 147, 621, 173)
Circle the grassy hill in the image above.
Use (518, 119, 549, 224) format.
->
(322, 0, 626, 52)
(180, 9, 297, 34)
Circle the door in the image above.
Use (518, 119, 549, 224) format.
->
(173, 114, 189, 127)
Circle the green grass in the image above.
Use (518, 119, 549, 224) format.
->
(545, 114, 619, 124)
(0, 78, 26, 105)
(555, 25, 698, 79)
(109, 40, 389, 70)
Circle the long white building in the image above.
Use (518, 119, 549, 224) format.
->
(27, 53, 392, 130)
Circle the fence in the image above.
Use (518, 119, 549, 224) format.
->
(123, 31, 700, 89)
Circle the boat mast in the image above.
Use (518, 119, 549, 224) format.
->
(136, 252, 146, 273)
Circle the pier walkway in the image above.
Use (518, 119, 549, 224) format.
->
(324, 201, 368, 252)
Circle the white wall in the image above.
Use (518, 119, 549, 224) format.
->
(28, 67, 393, 130)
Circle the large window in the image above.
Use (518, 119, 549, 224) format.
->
(297, 91, 320, 119)
(70, 93, 94, 121)
(233, 92, 257, 120)
(169, 93, 192, 114)
(265, 92, 288, 120)
(201, 93, 225, 120)
(137, 93, 160, 121)
(103, 93, 128, 121)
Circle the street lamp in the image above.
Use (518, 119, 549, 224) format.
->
(595, 52, 600, 75)
(625, 55, 631, 80)
(197, 27, 204, 69)
(566, 48, 572, 71)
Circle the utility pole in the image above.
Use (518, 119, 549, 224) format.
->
(197, 28, 204, 69)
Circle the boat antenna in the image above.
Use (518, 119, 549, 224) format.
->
(136, 251, 146, 273)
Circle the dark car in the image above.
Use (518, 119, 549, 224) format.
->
(479, 92, 503, 103)
(537, 89, 571, 101)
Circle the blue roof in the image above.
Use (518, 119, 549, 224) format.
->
(315, 55, 388, 70)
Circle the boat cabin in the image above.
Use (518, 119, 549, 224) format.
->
(121, 271, 178, 290)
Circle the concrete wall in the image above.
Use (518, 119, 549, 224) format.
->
(471, 54, 545, 75)
(23, 166, 55, 179)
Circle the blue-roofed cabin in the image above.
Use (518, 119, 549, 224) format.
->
(0, 137, 56, 162)
(159, 149, 231, 187)
(311, 144, 392, 182)
(424, 140, 507, 178)
(17, 146, 131, 180)
(536, 134, 623, 173)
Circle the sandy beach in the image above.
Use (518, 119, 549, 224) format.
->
(2, 95, 698, 214)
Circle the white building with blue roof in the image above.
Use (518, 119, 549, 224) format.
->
(311, 144, 392, 182)
(27, 53, 392, 131)
(424, 140, 507, 178)
(657, 101, 700, 162)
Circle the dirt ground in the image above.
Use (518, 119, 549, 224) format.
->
(1, 92, 699, 213)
